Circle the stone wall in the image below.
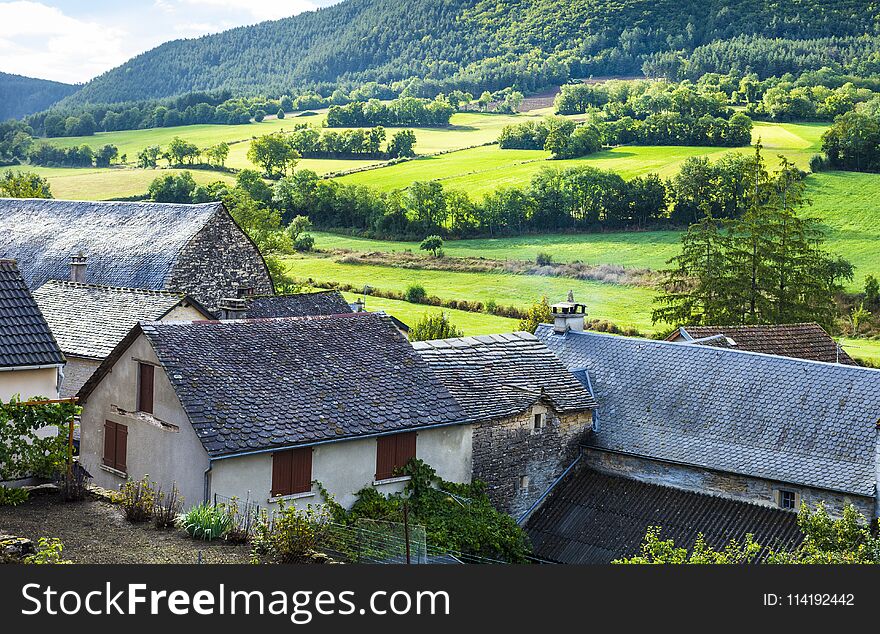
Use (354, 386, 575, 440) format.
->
(61, 356, 102, 398)
(583, 448, 876, 519)
(472, 401, 593, 518)
(167, 207, 273, 311)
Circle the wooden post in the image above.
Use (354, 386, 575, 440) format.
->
(403, 502, 411, 565)
(67, 412, 74, 481)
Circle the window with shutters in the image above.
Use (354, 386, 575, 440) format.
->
(271, 447, 313, 497)
(102, 421, 128, 474)
(137, 362, 154, 414)
(375, 432, 417, 481)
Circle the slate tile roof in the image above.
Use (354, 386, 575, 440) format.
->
(245, 290, 352, 318)
(412, 332, 596, 422)
(0, 198, 222, 290)
(536, 327, 880, 497)
(130, 313, 464, 457)
(32, 280, 208, 359)
(526, 467, 803, 564)
(0, 259, 64, 369)
(669, 323, 855, 364)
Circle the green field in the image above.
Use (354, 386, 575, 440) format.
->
(335, 121, 827, 196)
(340, 292, 520, 335)
(28, 166, 236, 200)
(284, 253, 658, 333)
(838, 338, 880, 365)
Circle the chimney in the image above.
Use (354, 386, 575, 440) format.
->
(552, 290, 587, 334)
(217, 297, 248, 320)
(69, 253, 87, 284)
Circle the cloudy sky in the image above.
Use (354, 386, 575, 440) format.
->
(0, 0, 341, 84)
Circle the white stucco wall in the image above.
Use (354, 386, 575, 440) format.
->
(0, 366, 60, 402)
(78, 333, 210, 505)
(210, 424, 474, 510)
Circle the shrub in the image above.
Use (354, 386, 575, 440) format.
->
(408, 312, 463, 342)
(24, 538, 71, 564)
(809, 153, 828, 173)
(251, 502, 331, 564)
(119, 476, 156, 522)
(485, 299, 497, 314)
(57, 464, 91, 503)
(153, 483, 183, 530)
(179, 503, 232, 541)
(0, 485, 29, 506)
(535, 252, 555, 266)
(405, 283, 428, 304)
(293, 234, 315, 252)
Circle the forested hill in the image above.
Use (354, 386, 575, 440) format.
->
(0, 73, 78, 120)
(62, 0, 880, 106)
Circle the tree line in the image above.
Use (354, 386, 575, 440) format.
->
(326, 96, 455, 128)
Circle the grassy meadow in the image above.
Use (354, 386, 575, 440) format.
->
(283, 253, 658, 333)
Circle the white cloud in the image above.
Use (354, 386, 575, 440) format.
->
(0, 1, 129, 83)
(179, 0, 317, 22)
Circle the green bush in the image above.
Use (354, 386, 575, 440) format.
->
(0, 486, 29, 506)
(405, 283, 428, 304)
(24, 538, 71, 564)
(251, 502, 330, 564)
(179, 503, 232, 541)
(119, 476, 155, 522)
(535, 252, 555, 266)
(809, 153, 828, 173)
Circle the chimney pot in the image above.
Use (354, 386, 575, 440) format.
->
(217, 297, 248, 320)
(551, 291, 587, 334)
(69, 252, 87, 284)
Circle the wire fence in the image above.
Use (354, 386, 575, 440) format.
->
(210, 493, 521, 564)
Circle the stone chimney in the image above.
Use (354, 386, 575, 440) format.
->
(217, 297, 248, 320)
(69, 253, 87, 284)
(552, 290, 587, 334)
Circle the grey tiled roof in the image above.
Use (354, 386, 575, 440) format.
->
(32, 280, 207, 359)
(0, 198, 221, 290)
(412, 332, 596, 422)
(138, 313, 464, 457)
(526, 467, 803, 564)
(246, 291, 352, 318)
(536, 327, 880, 497)
(0, 259, 64, 369)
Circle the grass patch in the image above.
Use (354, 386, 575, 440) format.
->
(286, 253, 657, 333)
(839, 338, 880, 365)
(28, 166, 236, 200)
(340, 292, 520, 335)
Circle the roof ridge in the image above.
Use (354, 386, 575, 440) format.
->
(40, 279, 185, 297)
(554, 327, 880, 374)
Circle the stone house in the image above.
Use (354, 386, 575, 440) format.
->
(76, 313, 596, 514)
(0, 198, 273, 311)
(32, 280, 213, 397)
(527, 305, 880, 562)
(412, 333, 596, 518)
(0, 259, 64, 402)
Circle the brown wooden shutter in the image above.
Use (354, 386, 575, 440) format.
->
(272, 450, 294, 497)
(138, 363, 154, 414)
(114, 424, 128, 473)
(103, 420, 116, 467)
(376, 435, 395, 480)
(291, 447, 313, 494)
(397, 431, 416, 466)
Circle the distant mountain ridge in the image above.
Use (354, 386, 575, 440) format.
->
(42, 0, 880, 108)
(0, 72, 78, 120)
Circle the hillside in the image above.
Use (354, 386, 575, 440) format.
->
(0, 72, 78, 120)
(62, 0, 880, 106)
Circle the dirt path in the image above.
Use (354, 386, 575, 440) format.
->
(0, 492, 250, 564)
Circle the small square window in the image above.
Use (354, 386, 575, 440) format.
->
(779, 489, 797, 510)
(533, 413, 546, 430)
(518, 476, 529, 492)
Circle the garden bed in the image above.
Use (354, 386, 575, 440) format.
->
(0, 492, 251, 564)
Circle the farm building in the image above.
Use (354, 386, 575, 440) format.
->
(32, 280, 212, 397)
(0, 198, 273, 311)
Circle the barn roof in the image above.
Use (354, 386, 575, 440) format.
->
(245, 290, 352, 318)
(0, 198, 223, 290)
(526, 467, 803, 564)
(0, 259, 64, 369)
(536, 327, 880, 497)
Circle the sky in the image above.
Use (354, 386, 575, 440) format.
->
(0, 0, 341, 84)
